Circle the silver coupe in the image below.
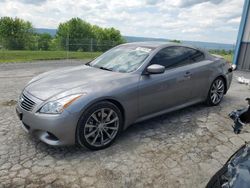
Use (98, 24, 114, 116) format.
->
(16, 42, 233, 150)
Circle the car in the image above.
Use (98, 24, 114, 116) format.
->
(206, 142, 250, 188)
(16, 42, 233, 150)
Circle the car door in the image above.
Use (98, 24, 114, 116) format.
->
(183, 49, 212, 100)
(138, 46, 195, 117)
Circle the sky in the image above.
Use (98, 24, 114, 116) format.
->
(0, 0, 245, 44)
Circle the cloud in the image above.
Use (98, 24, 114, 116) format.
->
(227, 17, 241, 24)
(0, 0, 245, 44)
(19, 0, 46, 5)
(145, 0, 164, 5)
(177, 0, 224, 8)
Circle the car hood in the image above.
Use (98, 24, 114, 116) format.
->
(25, 65, 128, 100)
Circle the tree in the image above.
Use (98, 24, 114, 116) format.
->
(55, 18, 93, 51)
(56, 18, 124, 51)
(0, 17, 34, 50)
(37, 33, 52, 50)
(169, 39, 181, 43)
(92, 25, 124, 51)
(221, 49, 226, 55)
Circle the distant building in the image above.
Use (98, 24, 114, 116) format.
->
(234, 0, 250, 70)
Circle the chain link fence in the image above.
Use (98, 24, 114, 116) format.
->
(0, 37, 236, 63)
(0, 37, 121, 61)
(65, 38, 119, 52)
(0, 37, 120, 51)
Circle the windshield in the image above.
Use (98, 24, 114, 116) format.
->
(89, 45, 154, 73)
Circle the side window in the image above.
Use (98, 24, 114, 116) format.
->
(189, 49, 205, 62)
(151, 46, 205, 69)
(151, 47, 188, 68)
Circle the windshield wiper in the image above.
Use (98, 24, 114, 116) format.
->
(98, 66, 113, 71)
(85, 61, 91, 66)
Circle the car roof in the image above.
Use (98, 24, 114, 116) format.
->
(121, 41, 191, 48)
(121, 41, 205, 52)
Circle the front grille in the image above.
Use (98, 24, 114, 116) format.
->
(20, 94, 36, 111)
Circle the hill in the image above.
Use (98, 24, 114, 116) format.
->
(35, 28, 57, 36)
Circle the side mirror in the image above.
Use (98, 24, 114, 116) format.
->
(146, 64, 165, 74)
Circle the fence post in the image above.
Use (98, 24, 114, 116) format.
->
(90, 38, 93, 52)
(66, 33, 69, 60)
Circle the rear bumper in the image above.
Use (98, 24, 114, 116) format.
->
(16, 103, 78, 146)
(225, 71, 233, 93)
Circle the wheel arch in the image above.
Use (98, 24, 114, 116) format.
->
(78, 97, 126, 127)
(105, 99, 125, 121)
(216, 75, 228, 94)
(206, 75, 227, 106)
(75, 97, 126, 147)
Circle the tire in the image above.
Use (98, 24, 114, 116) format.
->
(76, 101, 123, 150)
(206, 77, 225, 106)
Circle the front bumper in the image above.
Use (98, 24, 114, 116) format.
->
(16, 92, 78, 146)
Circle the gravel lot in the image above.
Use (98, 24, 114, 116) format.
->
(0, 60, 250, 188)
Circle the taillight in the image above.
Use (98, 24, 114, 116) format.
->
(228, 63, 236, 72)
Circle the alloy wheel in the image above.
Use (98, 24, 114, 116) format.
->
(210, 79, 225, 104)
(84, 108, 119, 147)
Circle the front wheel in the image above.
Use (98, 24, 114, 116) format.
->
(206, 77, 225, 106)
(76, 101, 123, 150)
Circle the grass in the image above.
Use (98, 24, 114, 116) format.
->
(0, 50, 234, 63)
(0, 50, 102, 63)
(221, 54, 234, 63)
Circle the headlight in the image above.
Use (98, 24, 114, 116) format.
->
(39, 94, 83, 114)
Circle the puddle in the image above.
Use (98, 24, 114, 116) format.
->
(1, 100, 17, 106)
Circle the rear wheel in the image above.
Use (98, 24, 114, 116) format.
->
(76, 101, 123, 150)
(206, 77, 225, 106)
